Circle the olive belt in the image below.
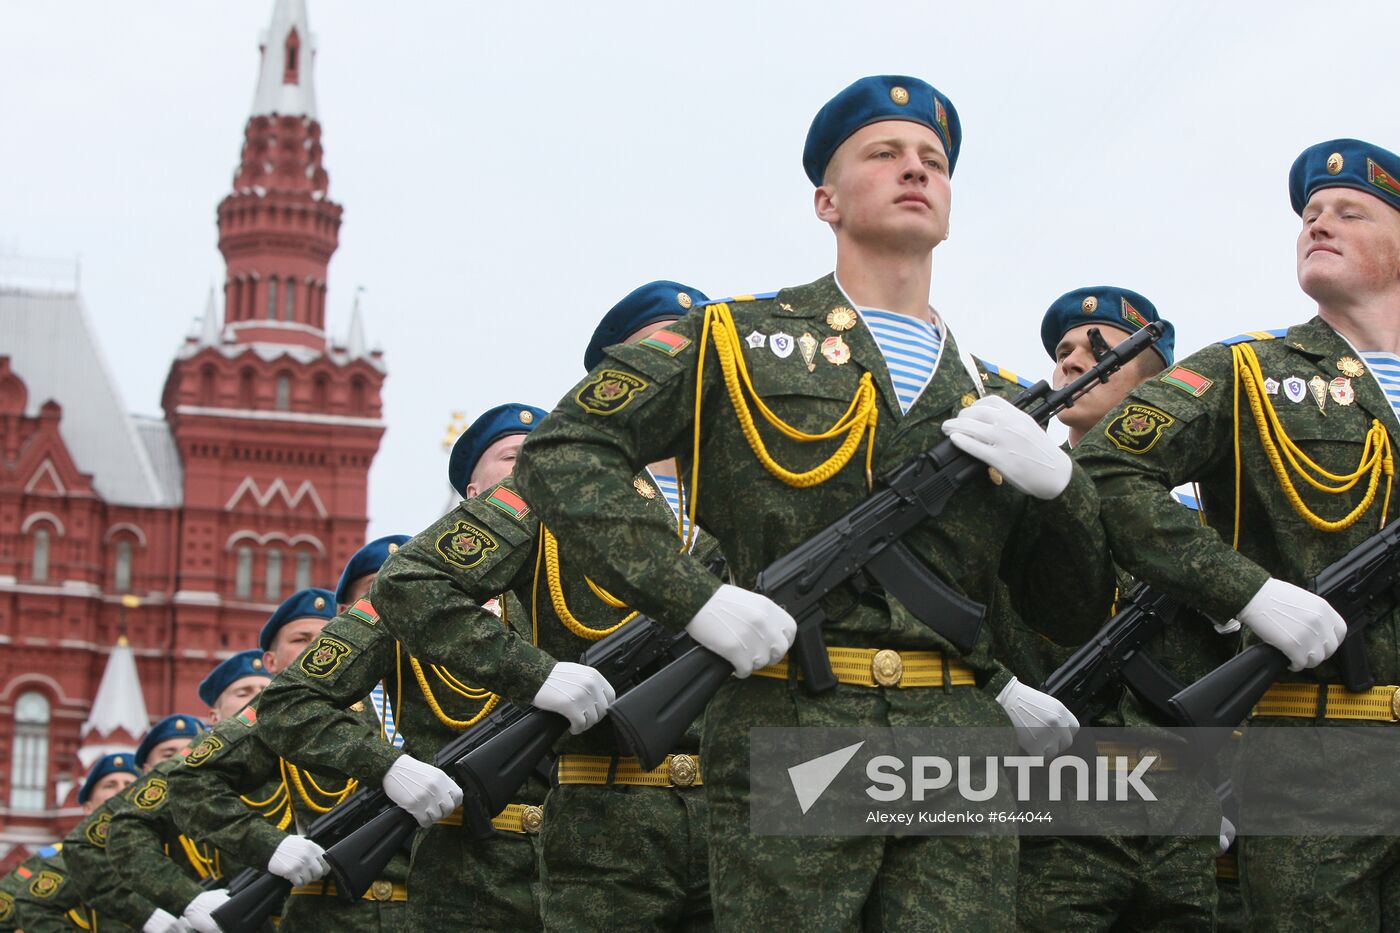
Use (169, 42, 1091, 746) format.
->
(1093, 741, 1180, 772)
(1216, 852, 1238, 881)
(752, 647, 977, 689)
(1252, 683, 1400, 722)
(556, 753, 702, 788)
(289, 879, 407, 902)
(438, 802, 545, 834)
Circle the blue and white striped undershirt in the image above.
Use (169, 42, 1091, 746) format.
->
(858, 307, 944, 414)
(649, 472, 692, 545)
(369, 683, 403, 748)
(1361, 352, 1400, 424)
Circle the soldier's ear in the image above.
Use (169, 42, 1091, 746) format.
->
(814, 184, 840, 225)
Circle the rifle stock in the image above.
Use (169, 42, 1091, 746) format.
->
(321, 805, 418, 903)
(449, 708, 566, 839)
(210, 869, 288, 933)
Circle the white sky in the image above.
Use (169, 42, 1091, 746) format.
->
(3, 1, 1398, 539)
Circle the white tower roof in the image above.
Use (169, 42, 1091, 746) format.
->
(80, 635, 150, 750)
(250, 0, 318, 120)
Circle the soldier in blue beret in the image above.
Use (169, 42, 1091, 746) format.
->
(447, 402, 549, 500)
(517, 75, 1114, 929)
(1074, 139, 1400, 932)
(337, 534, 412, 608)
(77, 752, 140, 810)
(197, 648, 270, 722)
(259, 586, 336, 653)
(583, 280, 710, 372)
(135, 714, 207, 769)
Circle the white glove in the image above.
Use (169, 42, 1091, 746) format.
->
(1219, 815, 1237, 854)
(532, 662, 616, 734)
(1237, 578, 1345, 671)
(267, 834, 329, 886)
(142, 908, 184, 933)
(685, 584, 797, 678)
(382, 755, 463, 827)
(942, 394, 1072, 500)
(996, 677, 1079, 757)
(181, 889, 229, 933)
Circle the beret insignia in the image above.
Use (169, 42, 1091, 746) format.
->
(1105, 404, 1175, 455)
(184, 734, 226, 768)
(133, 778, 168, 811)
(519, 410, 534, 425)
(1327, 152, 1344, 175)
(314, 596, 326, 610)
(436, 521, 498, 569)
(29, 870, 64, 898)
(576, 370, 649, 416)
(300, 636, 353, 679)
(676, 291, 694, 309)
(86, 812, 112, 848)
(1368, 158, 1400, 199)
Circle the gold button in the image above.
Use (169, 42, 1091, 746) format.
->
(1327, 152, 1344, 175)
(987, 467, 1004, 486)
(1082, 296, 1098, 314)
(960, 392, 976, 408)
(669, 754, 698, 787)
(1389, 689, 1400, 721)
(890, 86, 910, 106)
(522, 805, 544, 834)
(370, 880, 393, 902)
(872, 649, 903, 687)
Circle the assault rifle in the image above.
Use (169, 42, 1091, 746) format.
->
(1168, 515, 1400, 727)
(608, 321, 1167, 770)
(312, 612, 687, 907)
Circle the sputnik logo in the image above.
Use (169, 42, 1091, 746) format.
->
(788, 741, 865, 814)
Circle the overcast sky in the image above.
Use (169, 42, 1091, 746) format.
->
(4, 1, 1398, 539)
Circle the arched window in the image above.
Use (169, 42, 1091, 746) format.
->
(275, 374, 291, 411)
(284, 279, 296, 321)
(295, 550, 313, 590)
(239, 369, 256, 409)
(267, 278, 279, 321)
(312, 373, 329, 411)
(114, 539, 133, 593)
(265, 549, 282, 600)
(350, 377, 367, 415)
(31, 528, 51, 582)
(199, 365, 217, 406)
(10, 691, 51, 811)
(235, 545, 253, 598)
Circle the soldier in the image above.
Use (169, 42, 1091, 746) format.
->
(0, 857, 29, 933)
(511, 74, 1116, 930)
(1072, 138, 1400, 931)
(9, 844, 77, 933)
(199, 647, 271, 723)
(168, 589, 414, 932)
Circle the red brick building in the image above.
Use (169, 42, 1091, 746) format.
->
(0, 0, 384, 867)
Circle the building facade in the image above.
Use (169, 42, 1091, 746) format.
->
(0, 0, 384, 867)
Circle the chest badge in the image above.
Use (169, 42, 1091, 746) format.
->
(1283, 376, 1307, 403)
(821, 335, 851, 365)
(799, 332, 819, 372)
(770, 332, 795, 359)
(1308, 375, 1328, 415)
(1338, 356, 1366, 378)
(1264, 377, 1280, 396)
(746, 331, 767, 349)
(1329, 377, 1355, 406)
(826, 306, 858, 331)
(633, 477, 658, 499)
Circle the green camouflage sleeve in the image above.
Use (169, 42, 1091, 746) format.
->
(10, 853, 81, 933)
(62, 801, 161, 927)
(1072, 342, 1270, 621)
(256, 610, 402, 785)
(371, 486, 558, 706)
(515, 313, 723, 631)
(167, 711, 289, 871)
(107, 763, 207, 915)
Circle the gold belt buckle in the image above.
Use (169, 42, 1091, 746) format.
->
(521, 805, 544, 834)
(669, 754, 698, 787)
(370, 880, 394, 902)
(872, 649, 904, 687)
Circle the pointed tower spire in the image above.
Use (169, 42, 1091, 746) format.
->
(200, 285, 221, 345)
(346, 286, 366, 358)
(251, 0, 318, 120)
(78, 635, 150, 768)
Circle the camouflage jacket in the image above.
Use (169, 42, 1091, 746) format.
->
(372, 475, 718, 757)
(62, 795, 161, 930)
(1074, 316, 1400, 687)
(0, 858, 28, 933)
(8, 849, 90, 933)
(513, 273, 1114, 691)
(107, 757, 247, 916)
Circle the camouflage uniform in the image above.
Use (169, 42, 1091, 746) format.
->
(62, 795, 164, 931)
(369, 476, 715, 931)
(513, 274, 1115, 930)
(1074, 317, 1400, 931)
(107, 756, 247, 917)
(167, 696, 409, 931)
(9, 849, 91, 933)
(256, 591, 546, 932)
(0, 859, 28, 933)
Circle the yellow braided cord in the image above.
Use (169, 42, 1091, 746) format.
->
(178, 836, 215, 880)
(285, 761, 357, 814)
(584, 575, 629, 609)
(429, 665, 493, 700)
(409, 656, 500, 730)
(239, 775, 289, 810)
(698, 302, 879, 488)
(542, 526, 636, 640)
(1232, 344, 1393, 536)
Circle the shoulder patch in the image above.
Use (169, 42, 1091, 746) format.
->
(346, 597, 380, 626)
(484, 486, 530, 521)
(1105, 404, 1176, 454)
(184, 734, 226, 768)
(436, 520, 499, 569)
(972, 356, 1034, 389)
(1159, 366, 1214, 398)
(0, 891, 12, 922)
(300, 635, 353, 678)
(132, 777, 168, 810)
(237, 707, 257, 726)
(85, 812, 112, 848)
(29, 869, 63, 898)
(1219, 328, 1288, 346)
(575, 369, 649, 416)
(638, 329, 691, 358)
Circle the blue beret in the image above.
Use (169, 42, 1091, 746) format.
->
(135, 714, 206, 768)
(583, 281, 710, 372)
(447, 403, 548, 496)
(336, 535, 412, 606)
(1289, 138, 1400, 216)
(1040, 286, 1175, 367)
(197, 648, 268, 707)
(804, 75, 961, 186)
(77, 752, 139, 804)
(259, 588, 337, 652)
